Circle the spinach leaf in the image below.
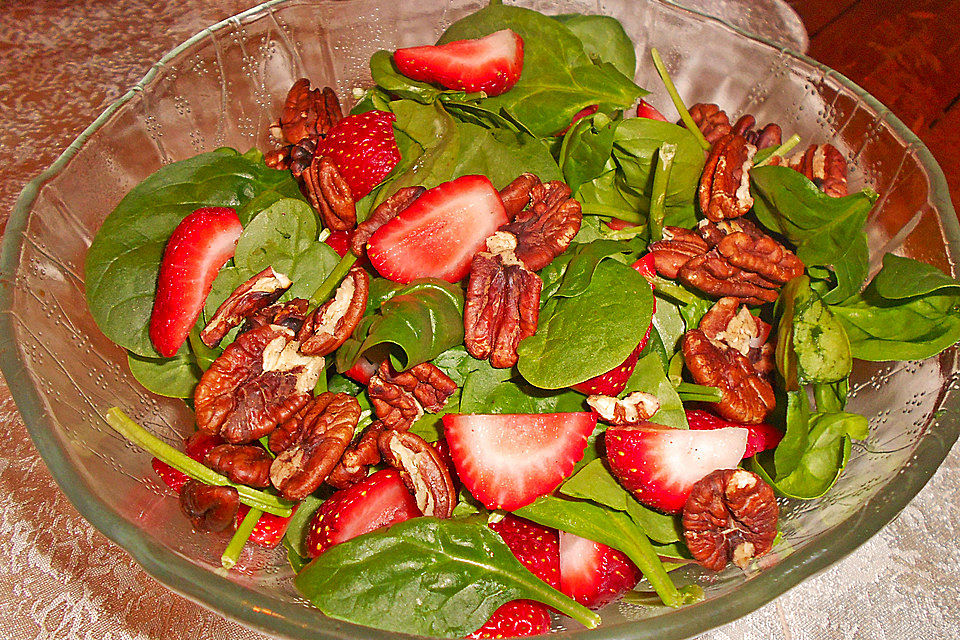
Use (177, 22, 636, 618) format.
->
(872, 253, 960, 299)
(127, 350, 201, 398)
(517, 258, 654, 389)
(437, 5, 644, 137)
(552, 14, 637, 77)
(294, 518, 599, 636)
(772, 389, 811, 479)
(554, 239, 642, 298)
(370, 50, 468, 104)
(85, 148, 303, 357)
(558, 112, 617, 192)
(622, 351, 688, 429)
(282, 494, 325, 559)
(336, 279, 465, 372)
(459, 360, 587, 414)
(751, 165, 878, 303)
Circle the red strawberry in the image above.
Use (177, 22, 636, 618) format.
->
(236, 504, 295, 549)
(559, 531, 641, 609)
(631, 253, 657, 284)
(324, 230, 352, 257)
(686, 409, 783, 459)
(151, 458, 190, 492)
(304, 468, 421, 557)
(466, 600, 551, 639)
(556, 104, 600, 136)
(605, 423, 748, 513)
(490, 515, 560, 588)
(366, 175, 508, 283)
(442, 412, 596, 510)
(636, 100, 668, 121)
(152, 431, 223, 492)
(394, 29, 524, 97)
(605, 217, 638, 231)
(343, 355, 378, 385)
(313, 110, 400, 199)
(149, 207, 242, 357)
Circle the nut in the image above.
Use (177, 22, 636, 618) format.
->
(203, 444, 273, 488)
(265, 137, 317, 179)
(648, 226, 710, 279)
(698, 297, 774, 375)
(326, 421, 385, 489)
(378, 429, 456, 518)
(240, 298, 309, 335)
(498, 173, 542, 220)
(499, 177, 582, 271)
(368, 361, 458, 430)
(298, 266, 369, 356)
(682, 468, 778, 571)
(351, 187, 426, 257)
(587, 391, 660, 425)
(699, 133, 757, 222)
(682, 329, 776, 424)
(302, 155, 357, 231)
(179, 481, 239, 532)
(731, 114, 782, 149)
(272, 79, 342, 145)
(464, 248, 542, 368)
(678, 250, 780, 306)
(194, 324, 324, 443)
(269, 392, 361, 500)
(716, 232, 804, 294)
(201, 267, 292, 348)
(788, 143, 848, 197)
(687, 103, 732, 144)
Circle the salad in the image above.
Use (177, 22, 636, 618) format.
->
(83, 2, 960, 638)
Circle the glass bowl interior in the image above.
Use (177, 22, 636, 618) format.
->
(1, 0, 958, 638)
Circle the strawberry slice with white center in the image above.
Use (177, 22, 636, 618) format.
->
(559, 531, 641, 609)
(394, 29, 524, 97)
(312, 110, 400, 199)
(605, 423, 748, 513)
(686, 409, 783, 459)
(442, 412, 596, 511)
(149, 207, 242, 357)
(366, 175, 508, 284)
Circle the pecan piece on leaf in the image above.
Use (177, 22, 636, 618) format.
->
(682, 329, 775, 424)
(269, 392, 361, 500)
(298, 266, 368, 356)
(326, 421, 385, 489)
(270, 79, 343, 145)
(687, 103, 733, 144)
(201, 267, 292, 348)
(699, 133, 757, 222)
(698, 297, 774, 375)
(788, 143, 848, 197)
(194, 324, 324, 443)
(498, 173, 542, 220)
(350, 186, 426, 258)
(499, 178, 582, 271)
(302, 155, 357, 231)
(369, 361, 457, 430)
(678, 251, 780, 306)
(179, 481, 238, 532)
(648, 226, 710, 279)
(587, 391, 660, 425)
(379, 429, 456, 518)
(203, 444, 273, 488)
(683, 468, 778, 571)
(464, 241, 543, 368)
(716, 232, 805, 290)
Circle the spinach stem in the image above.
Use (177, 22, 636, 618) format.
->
(221, 507, 262, 569)
(648, 142, 677, 241)
(526, 581, 602, 629)
(756, 133, 802, 167)
(580, 203, 644, 222)
(675, 382, 722, 403)
(622, 527, 683, 608)
(105, 407, 293, 517)
(650, 48, 710, 151)
(310, 252, 358, 306)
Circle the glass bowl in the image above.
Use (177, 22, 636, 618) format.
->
(1, 0, 957, 638)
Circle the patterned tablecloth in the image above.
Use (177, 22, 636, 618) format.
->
(1, 2, 957, 638)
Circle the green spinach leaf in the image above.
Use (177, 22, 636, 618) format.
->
(459, 360, 587, 414)
(552, 14, 637, 77)
(558, 112, 618, 192)
(872, 253, 960, 299)
(127, 350, 201, 398)
(622, 351, 688, 429)
(775, 276, 852, 385)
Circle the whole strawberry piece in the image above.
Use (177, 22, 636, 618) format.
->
(236, 504, 296, 549)
(605, 423, 748, 513)
(686, 409, 783, 459)
(559, 531, 641, 609)
(149, 207, 242, 357)
(395, 29, 524, 97)
(152, 431, 223, 492)
(490, 515, 560, 588)
(465, 600, 551, 639)
(367, 175, 508, 283)
(313, 110, 400, 199)
(304, 468, 421, 557)
(443, 412, 596, 511)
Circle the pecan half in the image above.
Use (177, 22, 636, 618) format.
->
(648, 226, 710, 279)
(379, 429, 456, 518)
(350, 186, 426, 257)
(298, 266, 368, 356)
(587, 391, 660, 425)
(788, 143, 848, 197)
(270, 79, 342, 145)
(204, 444, 273, 488)
(241, 298, 309, 335)
(683, 468, 778, 571)
(716, 232, 805, 291)
(302, 155, 357, 231)
(687, 103, 732, 144)
(265, 137, 317, 179)
(201, 267, 292, 348)
(731, 114, 782, 149)
(464, 245, 542, 368)
(499, 178, 582, 271)
(326, 421, 385, 489)
(179, 481, 238, 532)
(683, 330, 775, 424)
(498, 173, 542, 220)
(269, 392, 361, 500)
(698, 297, 774, 375)
(699, 133, 757, 222)
(369, 361, 457, 430)
(679, 251, 780, 306)
(194, 324, 324, 443)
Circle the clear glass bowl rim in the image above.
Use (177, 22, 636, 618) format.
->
(0, 1, 957, 638)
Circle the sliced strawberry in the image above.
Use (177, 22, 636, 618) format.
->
(395, 29, 523, 97)
(605, 217, 638, 231)
(559, 531, 641, 609)
(313, 110, 400, 199)
(686, 409, 783, 459)
(304, 468, 421, 557)
(324, 229, 352, 257)
(343, 355, 378, 385)
(605, 423, 748, 513)
(466, 600, 551, 639)
(636, 100, 668, 121)
(556, 104, 600, 136)
(367, 175, 508, 283)
(631, 253, 657, 283)
(442, 412, 596, 510)
(490, 515, 560, 589)
(151, 431, 223, 492)
(236, 504, 295, 549)
(149, 207, 242, 357)
(152, 458, 190, 492)
(570, 334, 648, 396)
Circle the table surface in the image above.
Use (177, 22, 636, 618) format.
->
(1, 1, 959, 638)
